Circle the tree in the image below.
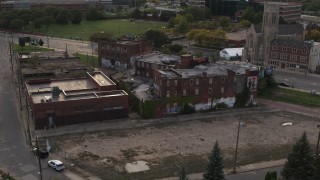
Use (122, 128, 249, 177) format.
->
(56, 9, 71, 24)
(219, 17, 231, 28)
(38, 39, 44, 46)
(168, 44, 183, 54)
(179, 167, 188, 180)
(237, 20, 251, 29)
(203, 141, 225, 180)
(313, 155, 320, 180)
(9, 19, 25, 30)
(19, 38, 25, 47)
(70, 10, 82, 24)
(281, 132, 315, 180)
(42, 16, 55, 30)
(265, 171, 277, 180)
(86, 8, 103, 20)
(131, 8, 141, 19)
(33, 18, 43, 31)
(144, 29, 170, 49)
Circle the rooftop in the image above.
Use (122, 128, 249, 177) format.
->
(31, 90, 127, 104)
(159, 63, 258, 78)
(135, 53, 181, 66)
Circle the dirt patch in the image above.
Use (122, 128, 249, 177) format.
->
(49, 111, 320, 180)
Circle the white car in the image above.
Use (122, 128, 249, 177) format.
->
(48, 160, 65, 171)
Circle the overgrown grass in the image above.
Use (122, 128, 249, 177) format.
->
(259, 87, 320, 107)
(13, 44, 53, 53)
(39, 19, 166, 40)
(73, 53, 99, 67)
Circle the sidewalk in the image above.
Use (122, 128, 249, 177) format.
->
(159, 159, 286, 180)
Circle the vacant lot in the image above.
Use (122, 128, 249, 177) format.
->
(50, 111, 320, 179)
(40, 19, 166, 40)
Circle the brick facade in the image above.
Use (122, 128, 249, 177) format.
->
(26, 71, 128, 129)
(152, 64, 259, 116)
(98, 39, 153, 70)
(268, 39, 312, 73)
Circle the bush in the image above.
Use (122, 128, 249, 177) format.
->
(181, 104, 195, 114)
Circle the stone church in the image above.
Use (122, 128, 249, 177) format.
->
(242, 2, 305, 66)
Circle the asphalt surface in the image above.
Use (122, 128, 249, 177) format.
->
(227, 166, 283, 180)
(0, 35, 67, 180)
(274, 70, 320, 92)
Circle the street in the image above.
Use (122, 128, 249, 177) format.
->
(0, 35, 67, 179)
(274, 70, 320, 92)
(227, 166, 283, 180)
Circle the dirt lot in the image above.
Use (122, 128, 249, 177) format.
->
(50, 111, 320, 180)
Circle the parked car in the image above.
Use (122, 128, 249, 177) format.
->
(48, 160, 65, 171)
(279, 82, 290, 87)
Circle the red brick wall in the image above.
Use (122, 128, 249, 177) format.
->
(32, 93, 128, 129)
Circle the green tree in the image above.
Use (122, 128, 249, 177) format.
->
(313, 155, 320, 179)
(38, 39, 44, 46)
(203, 141, 225, 180)
(86, 8, 104, 20)
(131, 8, 141, 19)
(9, 19, 25, 30)
(144, 29, 170, 48)
(219, 17, 231, 28)
(281, 132, 315, 180)
(179, 167, 189, 180)
(237, 20, 251, 29)
(56, 9, 71, 24)
(42, 16, 55, 30)
(19, 38, 25, 47)
(265, 171, 277, 180)
(70, 10, 82, 24)
(33, 18, 43, 31)
(168, 44, 183, 54)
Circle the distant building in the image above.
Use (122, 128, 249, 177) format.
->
(268, 39, 312, 73)
(0, 0, 98, 11)
(26, 71, 128, 129)
(151, 63, 259, 116)
(135, 53, 208, 77)
(252, 1, 302, 23)
(242, 2, 305, 66)
(219, 48, 244, 60)
(205, 0, 241, 17)
(188, 0, 205, 7)
(98, 39, 153, 70)
(99, 0, 131, 11)
(307, 42, 320, 73)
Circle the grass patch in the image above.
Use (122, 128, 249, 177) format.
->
(73, 53, 99, 67)
(13, 44, 53, 53)
(259, 87, 320, 107)
(38, 19, 166, 40)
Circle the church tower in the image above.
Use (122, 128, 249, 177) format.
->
(261, 2, 279, 66)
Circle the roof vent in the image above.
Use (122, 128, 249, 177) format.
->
(52, 86, 62, 98)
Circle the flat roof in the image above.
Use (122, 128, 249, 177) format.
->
(88, 72, 115, 86)
(160, 63, 258, 78)
(136, 53, 181, 66)
(31, 90, 127, 104)
(26, 78, 96, 93)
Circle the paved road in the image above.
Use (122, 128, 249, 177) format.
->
(274, 70, 320, 92)
(227, 166, 283, 180)
(0, 36, 67, 180)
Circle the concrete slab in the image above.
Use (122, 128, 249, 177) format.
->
(20, 164, 37, 173)
(19, 174, 38, 180)
(125, 161, 150, 173)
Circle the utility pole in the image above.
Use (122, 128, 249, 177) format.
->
(9, 42, 14, 77)
(233, 119, 241, 174)
(36, 137, 43, 180)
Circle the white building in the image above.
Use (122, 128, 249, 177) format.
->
(308, 42, 320, 73)
(219, 48, 244, 60)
